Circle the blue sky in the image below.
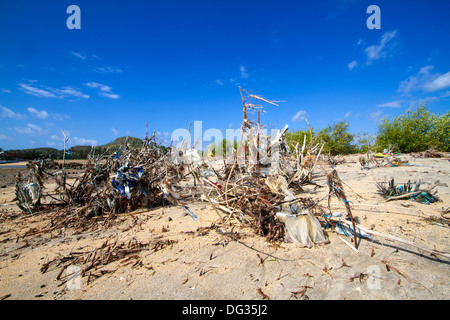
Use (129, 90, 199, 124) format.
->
(1, 0, 449, 150)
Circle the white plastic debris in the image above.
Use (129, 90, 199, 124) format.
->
(25, 182, 39, 202)
(276, 209, 328, 248)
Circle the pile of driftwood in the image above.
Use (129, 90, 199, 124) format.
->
(14, 88, 327, 245)
(14, 136, 169, 233)
(13, 88, 450, 261)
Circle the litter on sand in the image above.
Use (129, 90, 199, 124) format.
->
(11, 87, 449, 264)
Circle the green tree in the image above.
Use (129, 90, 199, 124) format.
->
(286, 121, 358, 155)
(285, 129, 313, 154)
(376, 105, 449, 152)
(316, 121, 357, 155)
(355, 131, 376, 153)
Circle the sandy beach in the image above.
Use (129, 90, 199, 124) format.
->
(0, 154, 448, 300)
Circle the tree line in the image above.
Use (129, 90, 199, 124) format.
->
(285, 105, 449, 155)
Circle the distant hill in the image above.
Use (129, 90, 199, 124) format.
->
(101, 136, 144, 150)
(2, 136, 144, 160)
(68, 136, 143, 151)
(68, 136, 144, 158)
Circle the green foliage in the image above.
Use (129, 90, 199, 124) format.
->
(316, 121, 357, 155)
(286, 121, 358, 155)
(376, 105, 449, 152)
(207, 139, 239, 157)
(285, 129, 312, 154)
(3, 148, 60, 160)
(355, 131, 376, 153)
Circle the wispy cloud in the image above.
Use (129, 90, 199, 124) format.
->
(94, 66, 124, 73)
(99, 92, 120, 99)
(0, 134, 12, 141)
(15, 123, 43, 135)
(239, 65, 248, 79)
(377, 100, 403, 108)
(423, 72, 450, 92)
(27, 107, 49, 119)
(70, 51, 86, 60)
(364, 30, 398, 64)
(347, 60, 357, 71)
(18, 83, 57, 98)
(292, 110, 307, 122)
(1, 106, 26, 120)
(84, 82, 110, 91)
(84, 82, 120, 99)
(70, 51, 100, 61)
(214, 79, 224, 86)
(369, 110, 383, 123)
(112, 127, 119, 135)
(399, 65, 450, 94)
(51, 113, 70, 121)
(19, 82, 89, 99)
(71, 137, 97, 146)
(54, 87, 89, 99)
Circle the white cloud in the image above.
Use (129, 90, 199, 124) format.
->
(19, 82, 89, 99)
(70, 51, 86, 60)
(27, 107, 49, 119)
(46, 141, 56, 146)
(15, 123, 43, 135)
(54, 87, 89, 99)
(71, 137, 97, 146)
(1, 89, 11, 93)
(50, 134, 61, 140)
(84, 82, 120, 99)
(377, 100, 403, 108)
(0, 134, 12, 141)
(99, 92, 120, 99)
(19, 83, 57, 98)
(214, 79, 224, 86)
(51, 113, 70, 121)
(239, 65, 248, 79)
(292, 110, 307, 122)
(365, 30, 398, 64)
(112, 127, 119, 135)
(399, 66, 450, 94)
(347, 60, 357, 71)
(344, 111, 352, 118)
(423, 72, 450, 92)
(94, 66, 123, 73)
(1, 106, 26, 120)
(84, 82, 109, 91)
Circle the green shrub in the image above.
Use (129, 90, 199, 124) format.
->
(286, 121, 358, 155)
(376, 105, 449, 152)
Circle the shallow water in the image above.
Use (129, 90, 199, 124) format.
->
(0, 165, 26, 169)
